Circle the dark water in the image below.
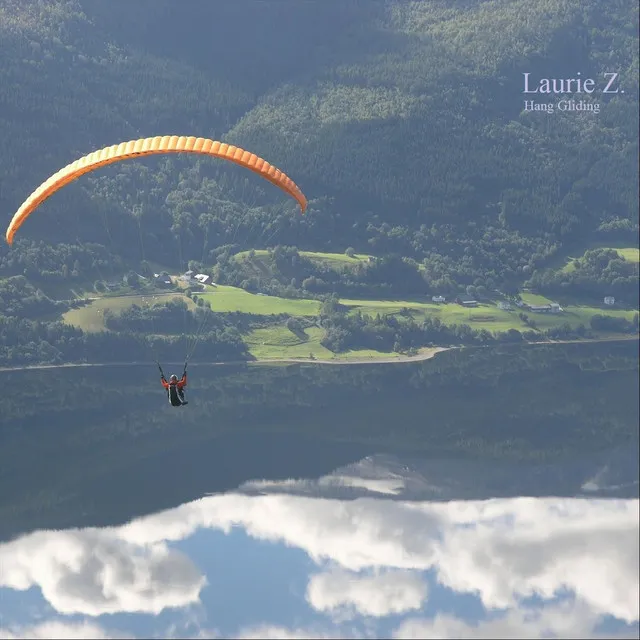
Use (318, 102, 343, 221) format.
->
(0, 340, 638, 639)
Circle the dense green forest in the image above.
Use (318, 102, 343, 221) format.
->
(0, 0, 637, 365)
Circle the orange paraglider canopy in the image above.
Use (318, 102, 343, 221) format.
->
(5, 135, 307, 245)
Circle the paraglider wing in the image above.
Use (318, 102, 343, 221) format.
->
(5, 135, 308, 245)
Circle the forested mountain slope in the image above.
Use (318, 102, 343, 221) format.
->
(1, 0, 637, 283)
(0, 0, 638, 352)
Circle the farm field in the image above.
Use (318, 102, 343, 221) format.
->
(244, 325, 407, 361)
(245, 325, 333, 360)
(519, 292, 556, 306)
(62, 283, 638, 340)
(197, 285, 321, 316)
(299, 250, 372, 266)
(341, 296, 637, 335)
(527, 305, 637, 330)
(62, 293, 195, 332)
(53, 253, 639, 367)
(234, 249, 372, 270)
(341, 298, 524, 333)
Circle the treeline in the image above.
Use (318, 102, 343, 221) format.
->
(209, 246, 430, 299)
(200, 244, 640, 310)
(0, 315, 248, 367)
(0, 282, 249, 367)
(528, 248, 640, 305)
(0, 276, 68, 319)
(0, 240, 123, 283)
(590, 313, 639, 334)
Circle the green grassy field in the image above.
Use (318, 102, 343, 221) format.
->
(343, 295, 638, 335)
(527, 305, 637, 330)
(519, 292, 556, 306)
(234, 249, 372, 270)
(341, 298, 526, 332)
(244, 324, 407, 361)
(233, 250, 271, 260)
(245, 325, 333, 359)
(433, 304, 524, 332)
(60, 281, 637, 343)
(299, 250, 372, 266)
(191, 283, 637, 337)
(195, 285, 321, 316)
(341, 298, 435, 322)
(62, 293, 195, 332)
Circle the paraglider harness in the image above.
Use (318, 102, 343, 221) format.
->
(157, 361, 188, 407)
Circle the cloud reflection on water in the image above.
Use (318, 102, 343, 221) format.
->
(1, 461, 638, 639)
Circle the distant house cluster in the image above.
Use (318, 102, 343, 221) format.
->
(455, 296, 478, 307)
(150, 270, 214, 289)
(181, 270, 212, 285)
(505, 293, 563, 313)
(525, 302, 562, 314)
(413, 292, 615, 317)
(153, 273, 172, 287)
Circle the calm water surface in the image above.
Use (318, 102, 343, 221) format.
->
(1, 342, 638, 638)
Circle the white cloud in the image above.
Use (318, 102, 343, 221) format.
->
(240, 474, 406, 497)
(1, 487, 637, 636)
(118, 493, 639, 623)
(306, 569, 428, 619)
(432, 498, 639, 622)
(394, 599, 639, 639)
(119, 494, 442, 572)
(234, 625, 344, 639)
(0, 621, 348, 640)
(0, 528, 205, 616)
(0, 620, 128, 639)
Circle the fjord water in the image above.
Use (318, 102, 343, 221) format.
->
(1, 341, 638, 638)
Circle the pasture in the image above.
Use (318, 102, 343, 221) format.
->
(519, 292, 556, 306)
(234, 249, 372, 270)
(527, 305, 637, 331)
(342, 298, 525, 333)
(245, 325, 332, 359)
(60, 278, 637, 348)
(244, 324, 405, 361)
(196, 285, 321, 316)
(62, 293, 195, 332)
(299, 250, 372, 266)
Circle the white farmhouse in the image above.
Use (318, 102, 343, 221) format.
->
(604, 296, 615, 305)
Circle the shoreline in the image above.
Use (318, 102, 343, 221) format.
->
(0, 337, 637, 373)
(0, 347, 450, 373)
